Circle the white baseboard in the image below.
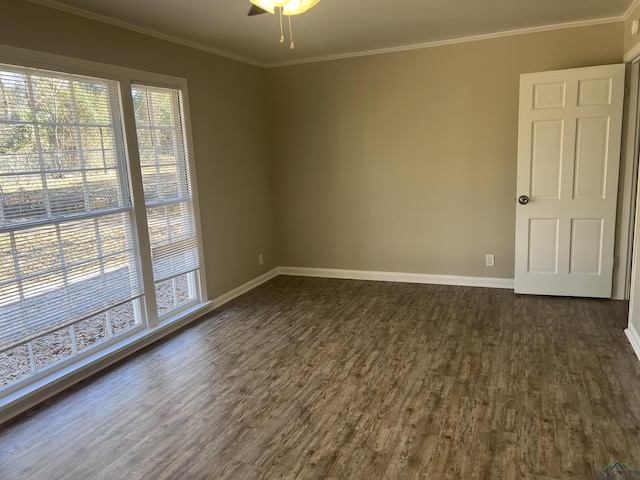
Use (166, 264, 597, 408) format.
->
(625, 324, 640, 364)
(212, 267, 279, 307)
(278, 266, 515, 289)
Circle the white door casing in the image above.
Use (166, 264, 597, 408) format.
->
(514, 64, 625, 297)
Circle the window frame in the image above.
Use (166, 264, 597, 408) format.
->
(0, 46, 210, 413)
(0, 67, 146, 352)
(130, 83, 203, 322)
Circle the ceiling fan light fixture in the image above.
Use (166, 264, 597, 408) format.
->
(249, 0, 282, 15)
(249, 0, 319, 16)
(249, 0, 320, 50)
(282, 0, 321, 16)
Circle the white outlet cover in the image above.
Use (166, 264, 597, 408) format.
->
(632, 19, 639, 35)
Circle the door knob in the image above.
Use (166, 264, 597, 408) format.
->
(518, 195, 530, 205)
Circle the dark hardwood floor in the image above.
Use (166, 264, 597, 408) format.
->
(1, 276, 639, 479)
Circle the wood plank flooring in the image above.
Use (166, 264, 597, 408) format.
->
(1, 276, 639, 479)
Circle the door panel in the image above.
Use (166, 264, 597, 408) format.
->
(528, 218, 559, 273)
(533, 82, 566, 109)
(573, 117, 609, 199)
(531, 120, 563, 199)
(578, 78, 612, 106)
(569, 219, 602, 274)
(515, 64, 625, 297)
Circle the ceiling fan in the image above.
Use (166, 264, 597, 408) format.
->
(246, 0, 321, 16)
(246, 1, 321, 48)
(248, 4, 268, 16)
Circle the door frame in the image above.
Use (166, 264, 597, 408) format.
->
(614, 59, 640, 300)
(623, 45, 640, 362)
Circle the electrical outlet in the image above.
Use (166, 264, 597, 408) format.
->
(485, 254, 495, 267)
(258, 254, 264, 266)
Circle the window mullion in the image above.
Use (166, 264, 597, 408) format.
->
(26, 342, 36, 375)
(93, 216, 108, 307)
(9, 231, 27, 330)
(24, 75, 53, 217)
(118, 79, 158, 327)
(0, 184, 6, 225)
(146, 92, 165, 201)
(105, 309, 113, 337)
(99, 127, 107, 170)
(68, 80, 91, 211)
(68, 325, 78, 356)
(53, 223, 71, 315)
(172, 276, 178, 309)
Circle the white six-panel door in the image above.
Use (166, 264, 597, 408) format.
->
(514, 64, 625, 297)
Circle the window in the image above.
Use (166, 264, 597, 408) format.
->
(0, 61, 204, 392)
(132, 85, 199, 317)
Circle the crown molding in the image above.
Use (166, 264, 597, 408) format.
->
(267, 16, 623, 68)
(25, 0, 626, 69)
(25, 0, 267, 68)
(625, 0, 640, 20)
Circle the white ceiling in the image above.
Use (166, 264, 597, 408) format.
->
(29, 0, 638, 66)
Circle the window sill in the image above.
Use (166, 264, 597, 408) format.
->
(0, 300, 213, 426)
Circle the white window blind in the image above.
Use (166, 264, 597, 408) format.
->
(132, 85, 199, 286)
(0, 65, 143, 352)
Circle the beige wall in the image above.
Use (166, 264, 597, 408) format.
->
(268, 23, 624, 279)
(0, 1, 628, 286)
(0, 0, 277, 298)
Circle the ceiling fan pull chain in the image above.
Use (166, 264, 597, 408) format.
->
(288, 14, 295, 49)
(279, 7, 285, 44)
